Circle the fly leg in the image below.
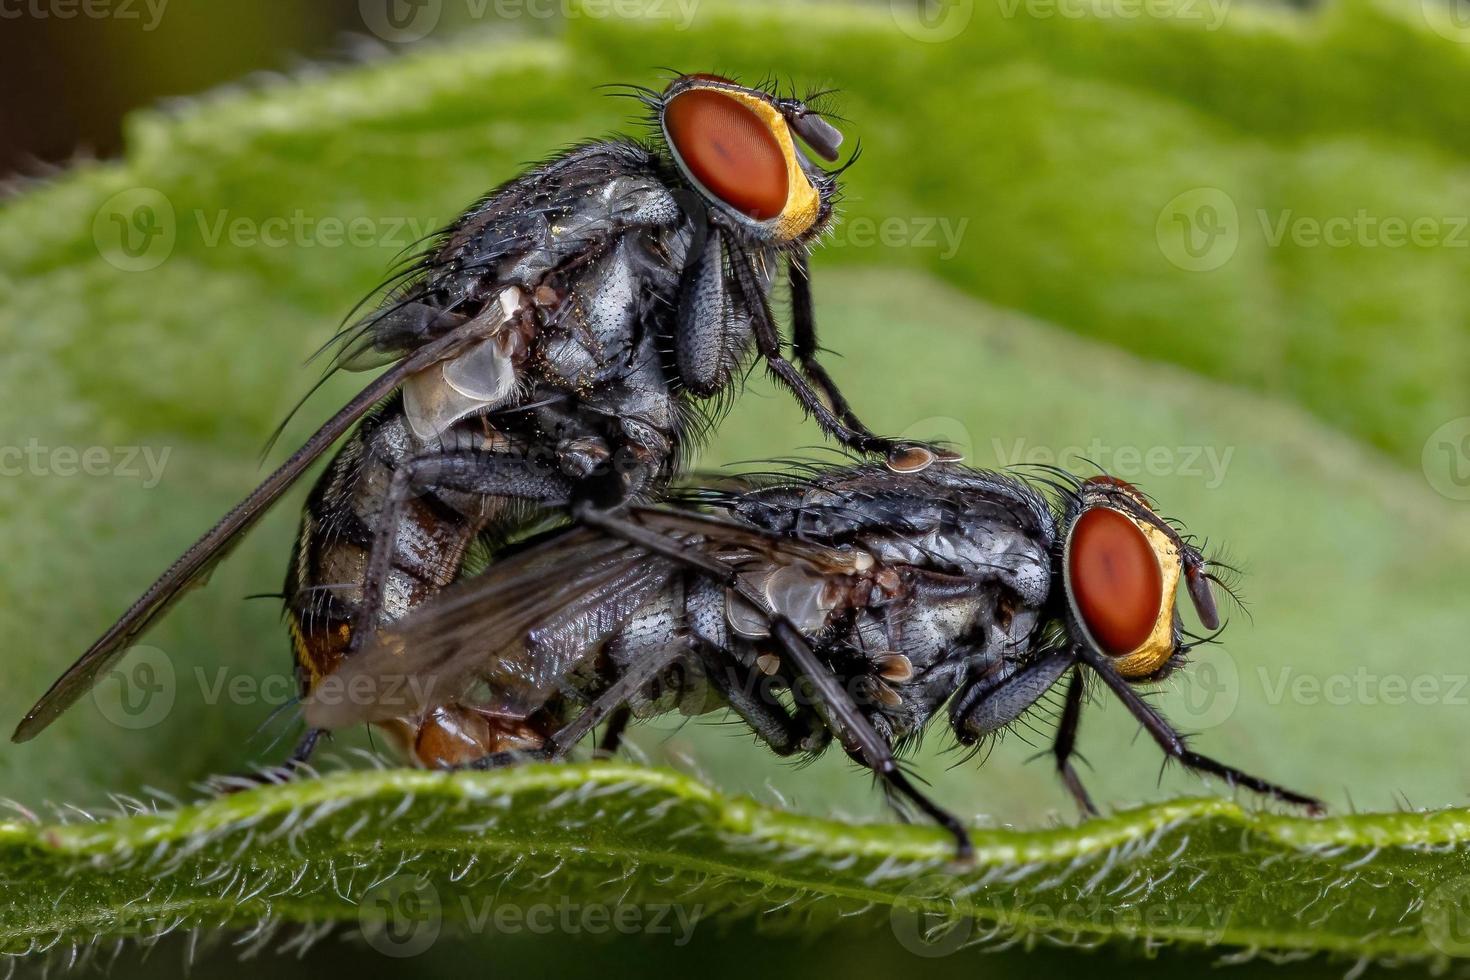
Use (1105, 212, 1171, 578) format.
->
(463, 639, 689, 770)
(695, 639, 818, 757)
(947, 651, 1097, 815)
(351, 451, 577, 657)
(728, 252, 892, 459)
(731, 250, 958, 473)
(216, 727, 326, 793)
(768, 618, 973, 860)
(950, 650, 1075, 741)
(786, 251, 876, 436)
(1077, 646, 1324, 813)
(543, 641, 689, 759)
(597, 706, 632, 757)
(1053, 669, 1098, 818)
(283, 726, 325, 771)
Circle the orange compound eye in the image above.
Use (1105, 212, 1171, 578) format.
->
(664, 89, 789, 221)
(1067, 507, 1164, 656)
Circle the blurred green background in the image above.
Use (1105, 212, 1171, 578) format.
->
(3, 0, 1470, 975)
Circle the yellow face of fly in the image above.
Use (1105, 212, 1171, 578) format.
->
(713, 86, 821, 241)
(1108, 513, 1182, 679)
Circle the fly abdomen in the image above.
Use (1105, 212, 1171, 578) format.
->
(286, 405, 486, 693)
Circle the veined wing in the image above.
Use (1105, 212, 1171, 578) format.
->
(303, 526, 681, 729)
(304, 502, 870, 731)
(12, 296, 520, 743)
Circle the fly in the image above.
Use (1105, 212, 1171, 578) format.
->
(11, 73, 950, 763)
(306, 463, 1324, 859)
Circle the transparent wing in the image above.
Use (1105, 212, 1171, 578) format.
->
(12, 306, 511, 743)
(304, 527, 680, 729)
(304, 505, 864, 731)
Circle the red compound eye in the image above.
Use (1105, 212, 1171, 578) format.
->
(665, 89, 788, 221)
(1067, 507, 1163, 656)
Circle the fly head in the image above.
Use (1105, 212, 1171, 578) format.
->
(656, 73, 845, 247)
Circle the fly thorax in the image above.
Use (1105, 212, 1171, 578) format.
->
(535, 239, 658, 389)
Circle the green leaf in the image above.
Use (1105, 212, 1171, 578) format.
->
(5, 764, 1470, 962)
(4, 0, 1470, 967)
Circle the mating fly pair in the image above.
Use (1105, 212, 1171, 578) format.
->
(306, 462, 1323, 857)
(13, 74, 945, 763)
(10, 72, 1320, 856)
